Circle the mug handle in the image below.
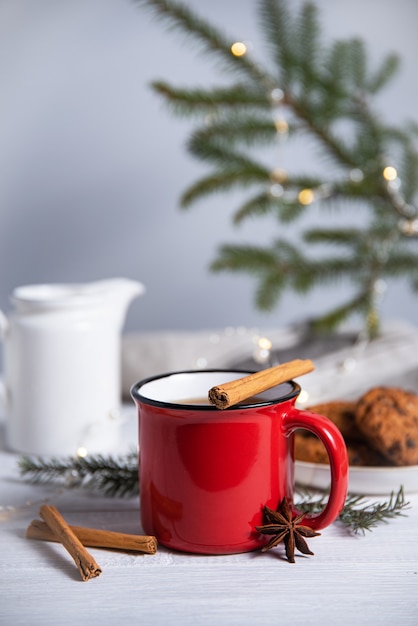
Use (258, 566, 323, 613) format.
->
(283, 408, 349, 530)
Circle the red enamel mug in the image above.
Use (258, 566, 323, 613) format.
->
(131, 370, 348, 555)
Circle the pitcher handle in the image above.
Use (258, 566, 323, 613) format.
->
(0, 310, 8, 338)
(284, 408, 349, 530)
(0, 310, 8, 414)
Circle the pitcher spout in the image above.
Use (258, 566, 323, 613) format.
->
(92, 277, 145, 299)
(90, 278, 145, 317)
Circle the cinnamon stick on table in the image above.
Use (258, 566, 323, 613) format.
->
(27, 519, 158, 555)
(39, 504, 102, 581)
(208, 359, 314, 410)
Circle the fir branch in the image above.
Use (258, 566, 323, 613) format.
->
(211, 240, 367, 294)
(276, 200, 310, 224)
(381, 251, 418, 279)
(137, 0, 418, 335)
(186, 137, 269, 172)
(324, 40, 359, 102)
(256, 271, 287, 310)
(135, 0, 274, 88)
(232, 192, 310, 225)
(346, 38, 367, 91)
(18, 453, 139, 498)
(338, 489, 410, 533)
(210, 238, 385, 333)
(296, 486, 410, 535)
(309, 291, 372, 334)
(210, 243, 285, 276)
(232, 190, 279, 224)
(367, 51, 401, 94)
(151, 81, 270, 116)
(303, 227, 367, 247)
(258, 0, 298, 89)
(189, 114, 280, 149)
(296, 1, 323, 93)
(180, 167, 268, 207)
(288, 95, 361, 168)
(400, 143, 418, 202)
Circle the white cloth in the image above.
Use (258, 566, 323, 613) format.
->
(121, 320, 418, 402)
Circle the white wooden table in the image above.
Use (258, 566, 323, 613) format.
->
(1, 407, 417, 626)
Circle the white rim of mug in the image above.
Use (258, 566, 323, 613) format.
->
(130, 369, 301, 410)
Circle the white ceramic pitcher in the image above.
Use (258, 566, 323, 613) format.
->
(0, 278, 144, 456)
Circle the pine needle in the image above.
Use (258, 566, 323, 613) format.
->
(296, 485, 410, 535)
(18, 452, 139, 498)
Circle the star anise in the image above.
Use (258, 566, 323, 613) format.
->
(255, 496, 321, 563)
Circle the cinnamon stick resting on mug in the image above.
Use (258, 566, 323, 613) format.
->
(27, 519, 158, 555)
(208, 359, 315, 410)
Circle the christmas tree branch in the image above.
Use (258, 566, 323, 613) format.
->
(185, 139, 269, 172)
(188, 115, 280, 149)
(151, 81, 270, 116)
(180, 167, 268, 208)
(210, 239, 387, 333)
(233, 193, 306, 225)
(18, 453, 139, 498)
(309, 293, 373, 335)
(135, 0, 418, 335)
(135, 0, 274, 88)
(297, 486, 410, 535)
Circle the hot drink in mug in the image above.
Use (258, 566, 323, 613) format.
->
(131, 369, 348, 555)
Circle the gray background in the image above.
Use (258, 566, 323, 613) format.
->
(1, 0, 417, 334)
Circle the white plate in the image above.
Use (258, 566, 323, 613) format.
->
(295, 460, 418, 495)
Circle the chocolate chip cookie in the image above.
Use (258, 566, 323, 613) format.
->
(307, 401, 361, 440)
(294, 431, 389, 466)
(355, 386, 418, 466)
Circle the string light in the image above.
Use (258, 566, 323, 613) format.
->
(399, 218, 418, 236)
(269, 84, 290, 201)
(274, 118, 289, 134)
(253, 336, 273, 364)
(298, 189, 314, 205)
(268, 87, 318, 210)
(270, 88, 284, 104)
(381, 163, 418, 223)
(231, 41, 247, 57)
(271, 168, 288, 183)
(270, 183, 284, 197)
(77, 446, 88, 458)
(383, 166, 397, 181)
(350, 168, 364, 182)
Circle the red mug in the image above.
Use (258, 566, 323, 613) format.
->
(131, 370, 348, 555)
